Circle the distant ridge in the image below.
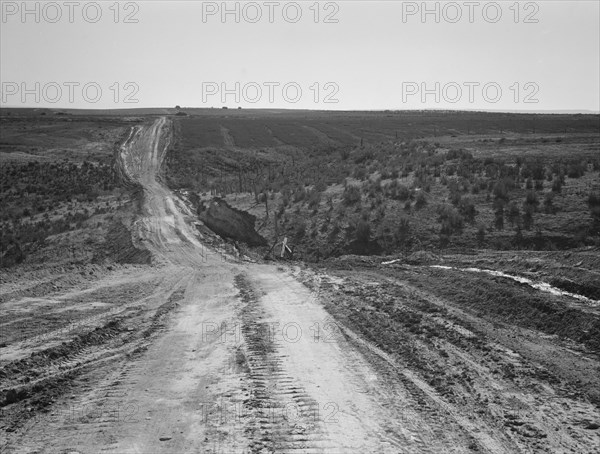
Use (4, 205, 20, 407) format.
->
(1, 106, 599, 116)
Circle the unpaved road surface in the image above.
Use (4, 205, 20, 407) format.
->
(2, 117, 599, 453)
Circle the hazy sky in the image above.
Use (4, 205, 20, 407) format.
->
(1, 1, 599, 111)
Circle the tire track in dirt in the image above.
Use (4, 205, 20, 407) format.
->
(234, 273, 327, 453)
(242, 267, 447, 453)
(0, 273, 188, 436)
(309, 268, 600, 453)
(291, 268, 522, 453)
(1, 272, 168, 363)
(341, 328, 512, 454)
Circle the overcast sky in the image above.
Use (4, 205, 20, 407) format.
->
(1, 1, 599, 111)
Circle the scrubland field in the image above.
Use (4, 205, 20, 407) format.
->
(1, 108, 599, 453)
(166, 109, 600, 257)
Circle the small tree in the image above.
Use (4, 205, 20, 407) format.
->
(543, 192, 555, 214)
(459, 196, 477, 223)
(294, 218, 307, 239)
(477, 224, 486, 246)
(494, 206, 504, 230)
(524, 191, 539, 212)
(395, 217, 410, 248)
(525, 177, 533, 190)
(438, 204, 463, 236)
(523, 205, 534, 230)
(514, 225, 524, 246)
(552, 177, 562, 193)
(493, 180, 510, 202)
(588, 192, 600, 235)
(343, 185, 361, 205)
(355, 220, 371, 244)
(493, 198, 505, 231)
(506, 201, 520, 227)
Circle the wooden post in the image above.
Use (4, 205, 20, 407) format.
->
(264, 194, 269, 219)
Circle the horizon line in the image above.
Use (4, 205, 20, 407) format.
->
(1, 106, 599, 115)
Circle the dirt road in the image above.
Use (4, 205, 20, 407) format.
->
(3, 117, 595, 453)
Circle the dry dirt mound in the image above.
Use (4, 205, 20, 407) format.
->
(406, 250, 442, 265)
(197, 198, 267, 247)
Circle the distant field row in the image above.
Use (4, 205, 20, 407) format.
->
(177, 112, 600, 150)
